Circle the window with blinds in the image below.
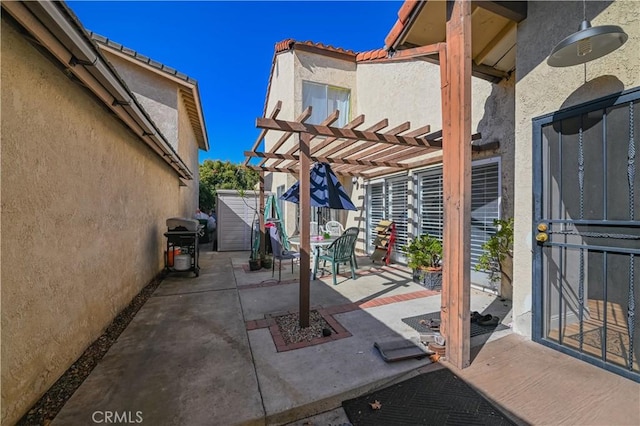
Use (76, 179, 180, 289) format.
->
(367, 182, 385, 251)
(387, 178, 409, 261)
(416, 159, 500, 270)
(470, 161, 500, 266)
(418, 166, 444, 241)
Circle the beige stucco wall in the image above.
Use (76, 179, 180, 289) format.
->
(263, 52, 297, 235)
(354, 60, 515, 256)
(512, 0, 640, 337)
(177, 92, 201, 214)
(103, 52, 180, 151)
(1, 22, 198, 425)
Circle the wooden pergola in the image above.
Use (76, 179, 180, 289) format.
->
(243, 1, 497, 370)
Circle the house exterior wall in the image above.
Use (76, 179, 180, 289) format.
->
(103, 52, 180, 151)
(177, 92, 201, 215)
(512, 0, 640, 337)
(262, 48, 516, 266)
(354, 60, 515, 260)
(264, 52, 297, 236)
(0, 22, 196, 425)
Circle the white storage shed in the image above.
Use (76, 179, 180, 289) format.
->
(216, 190, 269, 252)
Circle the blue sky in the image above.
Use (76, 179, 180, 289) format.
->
(68, 1, 403, 164)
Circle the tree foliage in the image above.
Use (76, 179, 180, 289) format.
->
(198, 160, 259, 212)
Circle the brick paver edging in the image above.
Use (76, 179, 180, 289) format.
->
(244, 288, 439, 352)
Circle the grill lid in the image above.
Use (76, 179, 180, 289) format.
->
(166, 217, 199, 232)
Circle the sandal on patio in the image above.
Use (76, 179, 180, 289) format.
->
(478, 315, 500, 326)
(470, 311, 483, 323)
(427, 319, 441, 331)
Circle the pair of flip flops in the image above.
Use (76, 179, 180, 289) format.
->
(419, 318, 441, 331)
(470, 311, 500, 326)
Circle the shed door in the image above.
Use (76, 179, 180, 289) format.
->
(533, 87, 640, 382)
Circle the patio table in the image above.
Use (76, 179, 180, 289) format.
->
(288, 235, 339, 279)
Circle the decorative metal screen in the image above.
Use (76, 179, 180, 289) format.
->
(533, 87, 640, 382)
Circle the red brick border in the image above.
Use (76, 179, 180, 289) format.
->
(244, 288, 439, 352)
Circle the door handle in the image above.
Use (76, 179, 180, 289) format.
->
(536, 223, 548, 243)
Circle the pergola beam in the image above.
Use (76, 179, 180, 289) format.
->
(245, 151, 408, 169)
(258, 106, 313, 166)
(390, 42, 445, 60)
(243, 101, 281, 166)
(442, 0, 472, 369)
(256, 118, 437, 148)
(273, 114, 369, 168)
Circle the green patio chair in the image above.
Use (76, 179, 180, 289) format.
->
(342, 227, 360, 268)
(313, 232, 358, 285)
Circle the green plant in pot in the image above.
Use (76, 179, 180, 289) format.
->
(403, 234, 443, 290)
(475, 217, 513, 298)
(260, 252, 272, 269)
(249, 246, 261, 271)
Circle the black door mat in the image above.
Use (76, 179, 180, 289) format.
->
(402, 312, 509, 338)
(374, 338, 429, 362)
(342, 367, 517, 425)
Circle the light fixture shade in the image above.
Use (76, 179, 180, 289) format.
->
(547, 20, 628, 67)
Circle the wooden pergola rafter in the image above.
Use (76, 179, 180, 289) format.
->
(243, 105, 493, 179)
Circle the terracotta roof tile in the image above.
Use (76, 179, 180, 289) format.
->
(384, 0, 421, 49)
(355, 48, 388, 62)
(274, 38, 356, 57)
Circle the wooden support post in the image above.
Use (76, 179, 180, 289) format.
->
(259, 171, 266, 256)
(299, 133, 311, 328)
(442, 0, 472, 369)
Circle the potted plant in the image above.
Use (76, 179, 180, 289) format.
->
(260, 252, 273, 269)
(475, 217, 514, 298)
(403, 234, 443, 290)
(249, 247, 262, 271)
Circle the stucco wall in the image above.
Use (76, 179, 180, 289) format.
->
(177, 91, 201, 216)
(1, 22, 196, 425)
(264, 52, 297, 236)
(355, 60, 515, 254)
(104, 52, 180, 151)
(512, 0, 640, 337)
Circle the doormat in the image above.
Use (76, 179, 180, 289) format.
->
(342, 367, 516, 425)
(566, 327, 628, 358)
(402, 312, 509, 338)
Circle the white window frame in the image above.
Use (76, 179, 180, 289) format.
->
(302, 81, 351, 127)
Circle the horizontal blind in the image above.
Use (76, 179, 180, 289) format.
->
(367, 182, 385, 251)
(418, 166, 444, 242)
(387, 178, 409, 260)
(416, 161, 500, 268)
(470, 162, 500, 266)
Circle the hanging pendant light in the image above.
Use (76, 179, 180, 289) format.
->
(547, 0, 627, 67)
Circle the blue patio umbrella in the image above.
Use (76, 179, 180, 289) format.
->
(280, 163, 357, 211)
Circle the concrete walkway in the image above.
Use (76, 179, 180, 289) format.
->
(53, 248, 640, 425)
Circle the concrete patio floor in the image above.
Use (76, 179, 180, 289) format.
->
(53, 246, 640, 425)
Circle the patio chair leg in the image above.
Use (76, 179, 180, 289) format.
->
(350, 259, 356, 280)
(352, 253, 358, 269)
(279, 260, 282, 282)
(332, 262, 337, 286)
(312, 255, 319, 280)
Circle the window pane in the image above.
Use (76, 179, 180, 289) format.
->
(328, 86, 350, 127)
(302, 81, 327, 125)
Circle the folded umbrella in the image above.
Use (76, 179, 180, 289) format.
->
(280, 163, 357, 211)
